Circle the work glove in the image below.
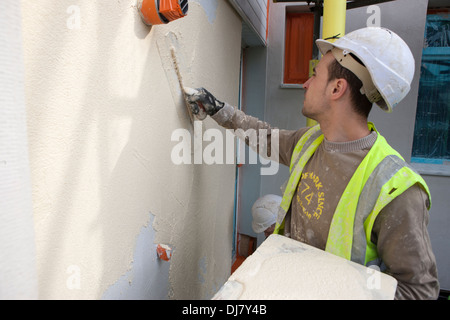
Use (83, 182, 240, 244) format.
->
(184, 87, 225, 120)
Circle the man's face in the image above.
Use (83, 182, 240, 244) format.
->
(302, 52, 334, 121)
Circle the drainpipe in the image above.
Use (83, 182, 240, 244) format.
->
(322, 0, 346, 44)
(0, 0, 38, 299)
(306, 0, 346, 127)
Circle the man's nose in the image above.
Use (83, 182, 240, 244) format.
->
(303, 77, 312, 89)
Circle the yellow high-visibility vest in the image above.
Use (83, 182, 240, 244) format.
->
(274, 123, 431, 266)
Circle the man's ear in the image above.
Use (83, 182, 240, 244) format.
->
(330, 78, 348, 101)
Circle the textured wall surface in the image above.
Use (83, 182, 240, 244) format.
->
(22, 0, 241, 299)
(0, 0, 38, 299)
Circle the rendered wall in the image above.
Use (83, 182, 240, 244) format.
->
(0, 0, 38, 299)
(22, 0, 241, 299)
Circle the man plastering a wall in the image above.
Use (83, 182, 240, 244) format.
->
(184, 27, 440, 300)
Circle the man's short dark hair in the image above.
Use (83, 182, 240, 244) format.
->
(327, 56, 373, 118)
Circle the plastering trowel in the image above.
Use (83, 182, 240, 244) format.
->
(156, 31, 195, 125)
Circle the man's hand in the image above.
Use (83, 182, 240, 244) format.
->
(184, 87, 225, 120)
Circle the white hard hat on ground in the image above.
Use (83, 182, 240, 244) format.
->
(316, 27, 415, 113)
(251, 194, 282, 233)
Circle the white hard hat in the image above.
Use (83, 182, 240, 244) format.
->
(316, 27, 415, 113)
(251, 194, 282, 233)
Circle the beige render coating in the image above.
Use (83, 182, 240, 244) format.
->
(22, 0, 241, 299)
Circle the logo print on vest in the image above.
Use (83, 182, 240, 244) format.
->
(297, 172, 325, 220)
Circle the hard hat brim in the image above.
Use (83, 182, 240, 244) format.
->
(315, 39, 334, 56)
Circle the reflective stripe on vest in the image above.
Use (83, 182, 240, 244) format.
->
(274, 123, 431, 266)
(274, 125, 323, 234)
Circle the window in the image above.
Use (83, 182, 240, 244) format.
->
(284, 12, 315, 85)
(412, 11, 450, 172)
